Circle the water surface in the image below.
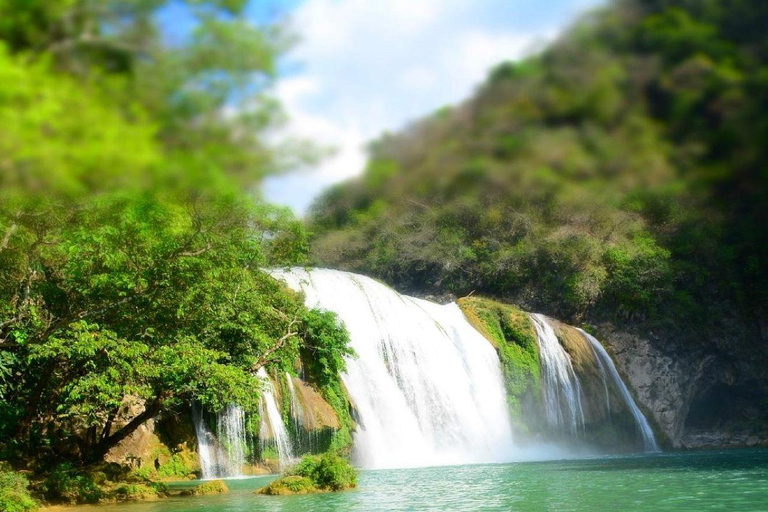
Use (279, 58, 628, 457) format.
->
(83, 450, 768, 512)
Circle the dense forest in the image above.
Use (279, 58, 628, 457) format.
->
(310, 0, 768, 355)
(0, 0, 353, 503)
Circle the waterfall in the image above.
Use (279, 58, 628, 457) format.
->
(257, 368, 295, 470)
(193, 370, 297, 477)
(271, 268, 516, 470)
(193, 404, 245, 479)
(530, 314, 586, 437)
(577, 329, 660, 452)
(588, 338, 612, 423)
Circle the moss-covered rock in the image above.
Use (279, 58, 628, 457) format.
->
(257, 476, 317, 495)
(113, 482, 168, 501)
(458, 297, 542, 433)
(256, 453, 357, 496)
(180, 480, 228, 496)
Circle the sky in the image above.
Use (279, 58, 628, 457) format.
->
(166, 0, 605, 215)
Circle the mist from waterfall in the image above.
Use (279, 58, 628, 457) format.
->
(271, 268, 516, 469)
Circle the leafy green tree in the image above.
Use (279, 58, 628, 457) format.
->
(0, 1, 351, 467)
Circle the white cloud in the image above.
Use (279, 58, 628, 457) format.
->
(263, 0, 600, 215)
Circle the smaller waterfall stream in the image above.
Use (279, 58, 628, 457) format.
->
(257, 368, 295, 470)
(193, 405, 246, 479)
(193, 370, 297, 478)
(531, 314, 586, 437)
(578, 329, 660, 452)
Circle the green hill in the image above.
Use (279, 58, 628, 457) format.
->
(309, 0, 768, 354)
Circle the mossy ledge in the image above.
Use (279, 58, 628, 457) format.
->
(457, 297, 542, 433)
(180, 480, 228, 496)
(256, 453, 357, 496)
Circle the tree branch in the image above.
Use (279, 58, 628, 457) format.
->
(251, 317, 300, 371)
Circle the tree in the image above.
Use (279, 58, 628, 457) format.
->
(0, 1, 351, 466)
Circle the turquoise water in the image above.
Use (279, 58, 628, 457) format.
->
(85, 450, 768, 512)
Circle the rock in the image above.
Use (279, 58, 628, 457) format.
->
(256, 476, 317, 495)
(180, 480, 228, 496)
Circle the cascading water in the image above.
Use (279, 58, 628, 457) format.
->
(271, 268, 516, 469)
(257, 368, 295, 470)
(577, 329, 660, 452)
(530, 314, 586, 437)
(193, 370, 297, 477)
(193, 404, 246, 479)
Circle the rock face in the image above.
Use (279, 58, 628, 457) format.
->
(597, 324, 768, 449)
(105, 402, 200, 479)
(458, 295, 768, 450)
(105, 373, 345, 478)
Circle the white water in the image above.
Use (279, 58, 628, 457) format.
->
(193, 370, 296, 478)
(285, 373, 306, 428)
(530, 314, 586, 437)
(578, 329, 660, 452)
(193, 405, 246, 479)
(257, 368, 295, 470)
(271, 268, 516, 469)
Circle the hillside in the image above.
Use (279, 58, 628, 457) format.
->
(309, 0, 767, 349)
(308, 0, 768, 444)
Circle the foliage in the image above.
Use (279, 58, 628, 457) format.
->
(257, 475, 316, 495)
(259, 453, 357, 495)
(0, 471, 38, 512)
(114, 482, 169, 501)
(0, 0, 352, 470)
(309, 0, 768, 354)
(290, 452, 357, 491)
(154, 453, 198, 480)
(181, 479, 228, 496)
(458, 298, 541, 429)
(42, 464, 103, 504)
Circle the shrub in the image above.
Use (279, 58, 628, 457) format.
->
(43, 464, 103, 504)
(290, 453, 357, 491)
(257, 476, 316, 496)
(257, 453, 357, 495)
(0, 471, 38, 512)
(180, 480, 228, 496)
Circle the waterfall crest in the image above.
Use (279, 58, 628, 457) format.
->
(271, 268, 516, 469)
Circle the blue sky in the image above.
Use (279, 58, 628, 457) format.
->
(165, 0, 605, 214)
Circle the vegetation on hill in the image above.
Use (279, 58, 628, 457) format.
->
(0, 0, 352, 484)
(309, 0, 768, 355)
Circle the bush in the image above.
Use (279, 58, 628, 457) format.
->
(43, 464, 103, 504)
(0, 471, 38, 512)
(180, 480, 228, 496)
(257, 453, 357, 495)
(290, 453, 357, 491)
(257, 476, 316, 496)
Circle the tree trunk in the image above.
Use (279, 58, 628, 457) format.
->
(85, 399, 163, 463)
